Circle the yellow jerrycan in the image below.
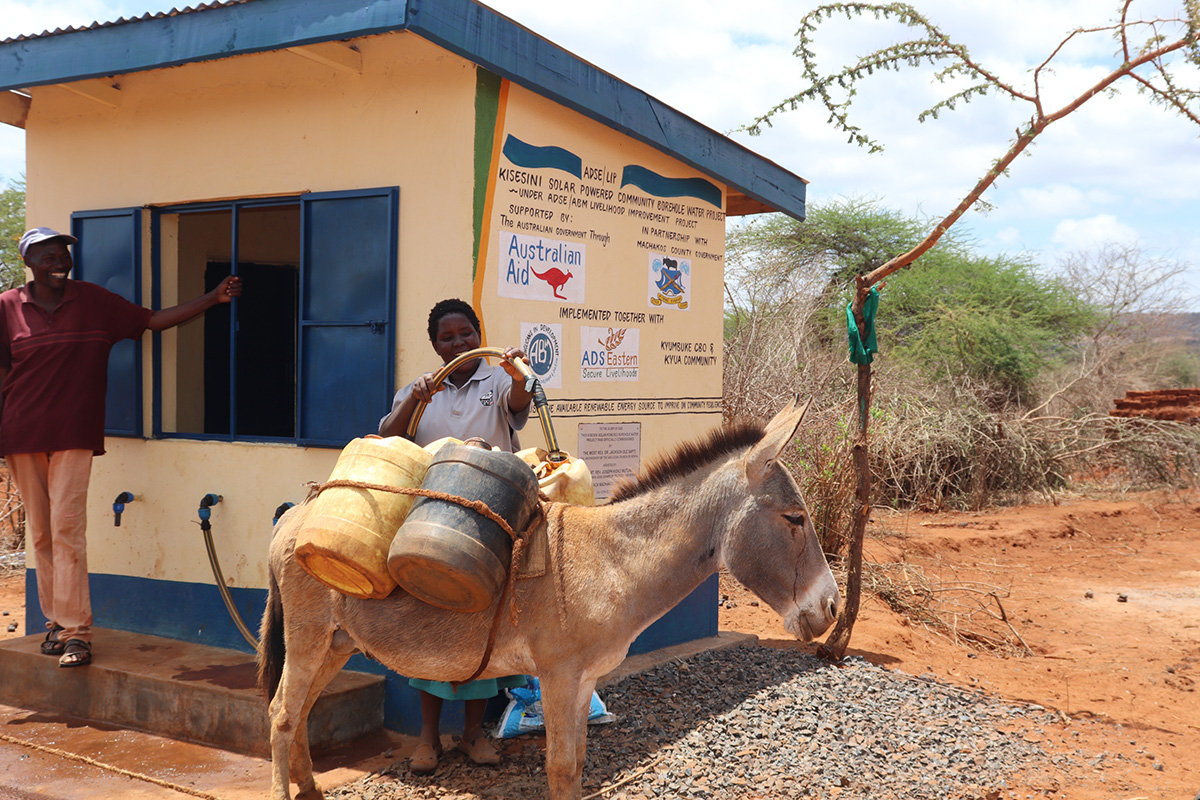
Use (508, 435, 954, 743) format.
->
(517, 447, 596, 505)
(295, 436, 433, 599)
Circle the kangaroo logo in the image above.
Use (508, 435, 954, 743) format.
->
(531, 266, 573, 300)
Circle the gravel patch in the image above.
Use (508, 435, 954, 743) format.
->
(328, 644, 1083, 800)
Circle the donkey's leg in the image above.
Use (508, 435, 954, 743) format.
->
(290, 649, 353, 800)
(538, 674, 596, 800)
(268, 623, 345, 800)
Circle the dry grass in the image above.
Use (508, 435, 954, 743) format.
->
(851, 558, 1035, 656)
(0, 466, 22, 555)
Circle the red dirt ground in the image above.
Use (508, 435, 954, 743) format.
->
(2, 490, 1198, 799)
(719, 489, 1200, 800)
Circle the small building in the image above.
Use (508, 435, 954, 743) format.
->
(0, 0, 807, 732)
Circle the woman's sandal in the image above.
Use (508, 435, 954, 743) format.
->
(457, 735, 500, 765)
(40, 625, 65, 656)
(408, 741, 442, 774)
(58, 639, 91, 668)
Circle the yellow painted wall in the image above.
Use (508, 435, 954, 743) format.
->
(19, 30, 730, 589)
(22, 32, 482, 587)
(87, 440, 333, 587)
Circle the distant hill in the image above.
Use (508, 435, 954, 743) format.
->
(1159, 313, 1200, 351)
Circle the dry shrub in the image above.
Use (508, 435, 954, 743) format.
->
(859, 559, 1033, 655)
(1058, 415, 1200, 491)
(785, 416, 856, 555)
(869, 402, 1200, 509)
(723, 303, 1200, 572)
(869, 400, 1068, 510)
(0, 465, 23, 555)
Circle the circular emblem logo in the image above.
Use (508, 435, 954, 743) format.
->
(522, 323, 560, 386)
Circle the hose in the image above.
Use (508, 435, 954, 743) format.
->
(198, 494, 259, 649)
(407, 346, 566, 462)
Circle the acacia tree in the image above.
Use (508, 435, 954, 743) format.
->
(0, 177, 25, 289)
(748, 1, 1200, 659)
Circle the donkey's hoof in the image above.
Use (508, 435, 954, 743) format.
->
(295, 783, 324, 800)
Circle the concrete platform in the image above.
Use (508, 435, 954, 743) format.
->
(0, 629, 757, 800)
(0, 699, 407, 800)
(0, 628, 384, 757)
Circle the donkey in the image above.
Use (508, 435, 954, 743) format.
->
(257, 397, 840, 800)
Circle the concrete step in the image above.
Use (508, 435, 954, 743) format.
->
(0, 627, 384, 757)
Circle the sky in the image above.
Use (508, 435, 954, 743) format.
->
(2, 0, 1198, 305)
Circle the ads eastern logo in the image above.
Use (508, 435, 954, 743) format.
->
(648, 253, 690, 310)
(521, 321, 562, 389)
(580, 326, 639, 382)
(499, 231, 586, 304)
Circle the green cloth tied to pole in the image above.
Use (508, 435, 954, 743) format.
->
(846, 287, 880, 365)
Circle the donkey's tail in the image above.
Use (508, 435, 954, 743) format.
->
(256, 563, 286, 701)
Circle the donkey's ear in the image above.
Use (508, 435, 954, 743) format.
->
(745, 395, 811, 481)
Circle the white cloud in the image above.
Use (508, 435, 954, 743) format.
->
(1051, 215, 1139, 252)
(2, 0, 1198, 304)
(993, 227, 1025, 249)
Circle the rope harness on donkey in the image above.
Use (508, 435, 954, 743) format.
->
(306, 478, 545, 686)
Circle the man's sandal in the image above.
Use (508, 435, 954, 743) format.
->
(58, 639, 91, 668)
(40, 625, 65, 656)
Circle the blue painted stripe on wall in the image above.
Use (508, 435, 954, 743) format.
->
(502, 135, 582, 178)
(24, 569, 717, 733)
(620, 165, 723, 208)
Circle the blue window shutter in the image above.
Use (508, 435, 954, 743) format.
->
(298, 188, 397, 446)
(70, 208, 144, 438)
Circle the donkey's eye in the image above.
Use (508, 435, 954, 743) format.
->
(783, 512, 807, 527)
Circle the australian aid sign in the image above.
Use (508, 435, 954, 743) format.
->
(498, 231, 586, 304)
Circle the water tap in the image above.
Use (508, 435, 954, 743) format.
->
(113, 492, 135, 526)
(273, 502, 295, 526)
(198, 493, 222, 532)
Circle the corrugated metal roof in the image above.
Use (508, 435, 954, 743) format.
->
(1, 2, 249, 45)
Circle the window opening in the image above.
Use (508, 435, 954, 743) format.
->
(152, 187, 397, 447)
(158, 202, 300, 439)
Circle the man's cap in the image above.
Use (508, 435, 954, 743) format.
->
(19, 227, 78, 257)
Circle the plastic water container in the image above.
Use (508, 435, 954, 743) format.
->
(388, 443, 540, 613)
(517, 448, 597, 505)
(295, 436, 433, 599)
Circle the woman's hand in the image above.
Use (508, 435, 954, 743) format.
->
(501, 348, 534, 414)
(500, 347, 530, 383)
(408, 371, 444, 404)
(379, 371, 442, 438)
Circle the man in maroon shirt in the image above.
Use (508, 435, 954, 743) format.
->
(0, 226, 242, 667)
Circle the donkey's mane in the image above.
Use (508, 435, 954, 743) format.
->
(607, 421, 766, 504)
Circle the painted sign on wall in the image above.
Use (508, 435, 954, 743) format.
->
(478, 82, 728, 462)
(498, 231, 585, 303)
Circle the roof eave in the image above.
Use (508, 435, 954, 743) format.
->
(0, 0, 411, 92)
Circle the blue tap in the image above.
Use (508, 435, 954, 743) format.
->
(273, 502, 295, 526)
(113, 491, 135, 526)
(198, 494, 222, 531)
